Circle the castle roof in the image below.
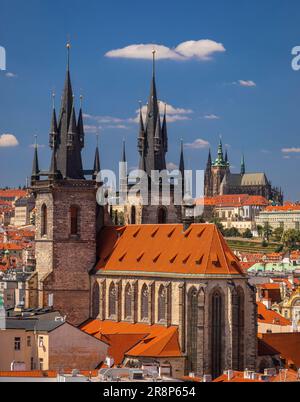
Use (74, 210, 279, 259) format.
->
(222, 173, 269, 187)
(96, 224, 244, 277)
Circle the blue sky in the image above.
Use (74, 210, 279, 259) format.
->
(0, 0, 300, 200)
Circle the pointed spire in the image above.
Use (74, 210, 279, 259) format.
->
(241, 154, 246, 175)
(93, 134, 100, 180)
(179, 139, 185, 175)
(207, 149, 212, 168)
(49, 144, 59, 180)
(138, 101, 145, 154)
(31, 135, 40, 183)
(49, 92, 58, 149)
(77, 95, 85, 149)
(218, 137, 224, 159)
(154, 111, 161, 153)
(47, 42, 84, 180)
(67, 96, 77, 148)
(161, 103, 168, 153)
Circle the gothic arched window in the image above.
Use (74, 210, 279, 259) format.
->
(141, 284, 149, 321)
(41, 204, 47, 237)
(187, 287, 199, 373)
(131, 206, 136, 225)
(92, 282, 100, 319)
(109, 282, 117, 318)
(158, 285, 167, 322)
(125, 283, 132, 319)
(232, 287, 245, 371)
(70, 205, 79, 236)
(157, 207, 167, 224)
(211, 289, 224, 379)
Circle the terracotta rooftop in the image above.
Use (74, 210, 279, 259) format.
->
(259, 333, 300, 368)
(196, 194, 269, 208)
(80, 320, 182, 364)
(257, 302, 291, 326)
(96, 224, 244, 277)
(213, 371, 263, 383)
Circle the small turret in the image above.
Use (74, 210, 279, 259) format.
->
(31, 135, 40, 184)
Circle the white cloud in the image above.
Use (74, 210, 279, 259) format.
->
(238, 80, 256, 87)
(185, 138, 210, 149)
(5, 72, 17, 78)
(0, 134, 19, 147)
(105, 40, 226, 61)
(106, 125, 129, 130)
(84, 125, 100, 134)
(282, 147, 300, 153)
(84, 114, 126, 124)
(132, 102, 193, 123)
(203, 114, 220, 120)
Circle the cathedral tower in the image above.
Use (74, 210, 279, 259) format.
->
(26, 44, 102, 325)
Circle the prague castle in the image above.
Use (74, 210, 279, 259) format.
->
(204, 141, 283, 204)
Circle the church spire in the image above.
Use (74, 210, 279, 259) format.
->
(31, 135, 40, 183)
(161, 103, 168, 153)
(137, 50, 167, 176)
(206, 149, 212, 168)
(93, 134, 100, 180)
(77, 95, 85, 149)
(49, 92, 58, 149)
(179, 139, 185, 196)
(179, 139, 185, 176)
(54, 42, 84, 179)
(241, 154, 246, 175)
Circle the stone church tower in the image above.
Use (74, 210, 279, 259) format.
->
(117, 51, 184, 225)
(26, 45, 102, 325)
(204, 140, 230, 197)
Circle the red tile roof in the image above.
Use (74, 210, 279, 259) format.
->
(257, 338, 280, 357)
(80, 320, 182, 364)
(213, 371, 263, 383)
(0, 190, 28, 199)
(196, 194, 269, 208)
(259, 333, 300, 368)
(257, 302, 291, 326)
(96, 224, 244, 276)
(265, 205, 300, 212)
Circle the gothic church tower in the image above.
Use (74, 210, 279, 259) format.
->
(26, 44, 102, 325)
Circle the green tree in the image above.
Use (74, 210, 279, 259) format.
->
(282, 229, 300, 250)
(243, 228, 253, 239)
(209, 218, 225, 235)
(256, 225, 263, 238)
(263, 222, 273, 241)
(224, 227, 241, 238)
(273, 227, 284, 242)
